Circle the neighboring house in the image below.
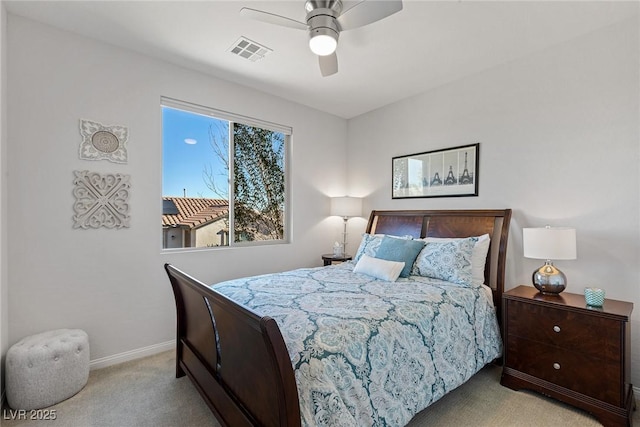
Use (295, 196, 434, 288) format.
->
(162, 197, 229, 249)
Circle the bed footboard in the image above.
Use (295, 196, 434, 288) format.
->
(164, 264, 301, 427)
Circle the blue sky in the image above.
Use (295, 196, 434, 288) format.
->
(162, 106, 228, 198)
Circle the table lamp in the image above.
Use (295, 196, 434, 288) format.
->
(523, 226, 577, 295)
(330, 196, 362, 256)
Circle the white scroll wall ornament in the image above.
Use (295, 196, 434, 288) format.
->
(73, 171, 131, 229)
(79, 119, 128, 163)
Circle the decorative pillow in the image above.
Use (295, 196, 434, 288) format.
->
(374, 236, 425, 278)
(353, 254, 405, 282)
(353, 233, 413, 263)
(419, 234, 490, 286)
(471, 234, 490, 285)
(412, 237, 478, 286)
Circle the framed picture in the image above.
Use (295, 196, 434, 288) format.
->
(392, 143, 479, 199)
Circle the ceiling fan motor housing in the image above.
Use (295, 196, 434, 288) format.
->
(306, 0, 342, 44)
(308, 14, 340, 38)
(305, 0, 343, 15)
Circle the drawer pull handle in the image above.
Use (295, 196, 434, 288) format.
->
(553, 325, 561, 333)
(553, 363, 561, 370)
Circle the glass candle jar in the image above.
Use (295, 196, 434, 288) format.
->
(584, 287, 605, 307)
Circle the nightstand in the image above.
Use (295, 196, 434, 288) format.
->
(321, 254, 352, 266)
(501, 285, 634, 427)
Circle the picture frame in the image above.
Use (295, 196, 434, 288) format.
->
(392, 143, 479, 199)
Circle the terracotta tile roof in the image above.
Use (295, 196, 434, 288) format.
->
(162, 197, 228, 229)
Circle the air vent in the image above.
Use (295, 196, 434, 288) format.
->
(228, 37, 272, 62)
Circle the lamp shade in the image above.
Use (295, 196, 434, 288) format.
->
(523, 227, 577, 260)
(330, 197, 362, 218)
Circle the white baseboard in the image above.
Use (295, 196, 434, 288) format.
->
(89, 340, 175, 371)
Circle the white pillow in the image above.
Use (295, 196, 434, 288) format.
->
(419, 234, 490, 286)
(353, 254, 405, 282)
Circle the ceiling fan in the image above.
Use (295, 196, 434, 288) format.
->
(240, 0, 403, 77)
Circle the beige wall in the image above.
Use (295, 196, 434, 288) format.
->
(194, 220, 227, 248)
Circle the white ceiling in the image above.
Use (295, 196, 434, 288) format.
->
(4, 1, 637, 119)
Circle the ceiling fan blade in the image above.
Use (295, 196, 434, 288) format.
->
(239, 7, 308, 30)
(338, 0, 403, 31)
(319, 53, 338, 77)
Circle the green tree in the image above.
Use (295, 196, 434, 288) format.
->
(203, 122, 285, 242)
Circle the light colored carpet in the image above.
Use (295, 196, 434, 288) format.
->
(2, 350, 636, 426)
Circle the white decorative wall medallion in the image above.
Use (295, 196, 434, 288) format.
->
(79, 119, 128, 163)
(73, 170, 131, 229)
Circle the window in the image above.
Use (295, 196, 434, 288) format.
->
(161, 97, 290, 249)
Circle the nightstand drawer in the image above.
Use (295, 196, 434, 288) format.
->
(506, 299, 621, 361)
(506, 337, 623, 406)
(501, 286, 634, 427)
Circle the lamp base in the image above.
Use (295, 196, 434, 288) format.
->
(341, 216, 349, 257)
(532, 261, 567, 295)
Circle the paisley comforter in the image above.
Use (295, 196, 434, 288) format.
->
(213, 262, 502, 427)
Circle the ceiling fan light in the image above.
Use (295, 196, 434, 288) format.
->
(309, 30, 338, 56)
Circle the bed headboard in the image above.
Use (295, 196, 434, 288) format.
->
(366, 209, 512, 321)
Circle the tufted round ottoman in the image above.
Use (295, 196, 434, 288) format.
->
(6, 329, 90, 410)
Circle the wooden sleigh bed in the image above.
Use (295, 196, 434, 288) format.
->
(165, 209, 512, 427)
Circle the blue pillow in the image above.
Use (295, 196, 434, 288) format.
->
(375, 236, 425, 278)
(353, 233, 413, 263)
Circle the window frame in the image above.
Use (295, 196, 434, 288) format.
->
(161, 96, 292, 251)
